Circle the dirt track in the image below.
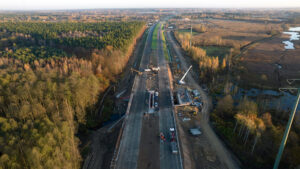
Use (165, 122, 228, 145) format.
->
(137, 114, 160, 169)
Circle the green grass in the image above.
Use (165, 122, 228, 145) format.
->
(200, 46, 230, 59)
(161, 24, 169, 61)
(152, 24, 159, 49)
(177, 29, 199, 35)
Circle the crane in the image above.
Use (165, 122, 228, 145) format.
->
(130, 68, 142, 75)
(178, 65, 192, 85)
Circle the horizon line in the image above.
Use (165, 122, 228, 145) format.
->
(1, 7, 300, 12)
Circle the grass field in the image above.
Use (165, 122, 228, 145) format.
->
(161, 24, 169, 61)
(200, 46, 230, 59)
(177, 29, 199, 35)
(152, 24, 159, 49)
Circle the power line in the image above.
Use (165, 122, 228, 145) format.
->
(273, 79, 300, 169)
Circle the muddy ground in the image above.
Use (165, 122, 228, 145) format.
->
(175, 106, 226, 169)
(137, 114, 160, 169)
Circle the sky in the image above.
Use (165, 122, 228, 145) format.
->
(1, 0, 300, 10)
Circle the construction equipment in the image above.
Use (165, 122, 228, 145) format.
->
(171, 142, 178, 154)
(131, 68, 142, 75)
(151, 67, 160, 72)
(178, 65, 192, 85)
(169, 128, 178, 154)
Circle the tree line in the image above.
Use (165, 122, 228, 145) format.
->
(0, 22, 144, 50)
(0, 21, 145, 169)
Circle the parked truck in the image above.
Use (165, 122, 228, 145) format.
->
(169, 127, 178, 154)
(171, 140, 178, 154)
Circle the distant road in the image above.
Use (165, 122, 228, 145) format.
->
(166, 30, 241, 169)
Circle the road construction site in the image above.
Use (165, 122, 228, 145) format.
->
(85, 20, 241, 169)
(165, 28, 241, 169)
(111, 22, 182, 169)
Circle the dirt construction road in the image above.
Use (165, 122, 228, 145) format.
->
(166, 30, 241, 169)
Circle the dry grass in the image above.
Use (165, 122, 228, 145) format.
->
(175, 19, 298, 88)
(241, 33, 300, 87)
(174, 18, 300, 88)
(192, 19, 282, 47)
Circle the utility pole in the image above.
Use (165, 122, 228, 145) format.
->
(273, 79, 300, 169)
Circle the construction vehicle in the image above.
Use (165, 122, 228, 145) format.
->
(148, 64, 160, 72)
(169, 128, 176, 141)
(151, 67, 160, 72)
(154, 91, 159, 102)
(171, 142, 178, 154)
(169, 128, 178, 154)
(178, 65, 192, 85)
(131, 68, 142, 75)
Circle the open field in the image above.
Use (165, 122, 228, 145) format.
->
(200, 46, 230, 58)
(177, 29, 199, 35)
(240, 33, 300, 87)
(173, 19, 283, 48)
(192, 19, 282, 47)
(174, 18, 298, 88)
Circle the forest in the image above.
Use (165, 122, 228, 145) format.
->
(0, 21, 145, 169)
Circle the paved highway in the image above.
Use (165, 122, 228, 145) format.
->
(157, 23, 182, 169)
(114, 25, 154, 169)
(114, 23, 183, 169)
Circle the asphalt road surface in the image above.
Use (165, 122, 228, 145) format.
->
(114, 23, 182, 169)
(114, 25, 154, 169)
(166, 30, 241, 169)
(157, 23, 182, 169)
